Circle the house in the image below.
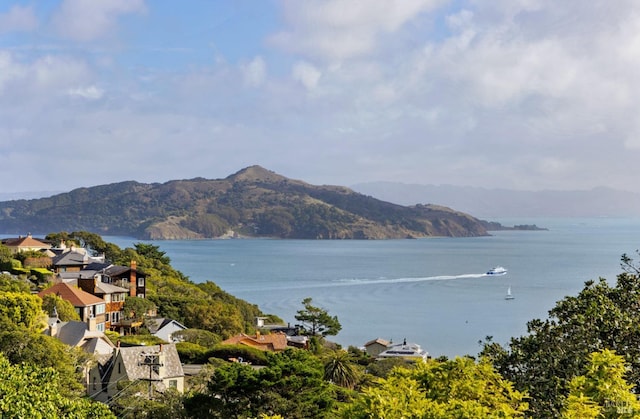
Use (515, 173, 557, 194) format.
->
(1, 234, 51, 254)
(146, 318, 188, 343)
(89, 343, 185, 402)
(46, 318, 116, 357)
(364, 338, 391, 357)
(221, 331, 288, 352)
(101, 261, 147, 299)
(38, 282, 107, 332)
(77, 275, 130, 331)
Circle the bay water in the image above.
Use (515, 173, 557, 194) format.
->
(104, 217, 640, 358)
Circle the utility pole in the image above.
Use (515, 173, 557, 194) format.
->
(138, 350, 163, 399)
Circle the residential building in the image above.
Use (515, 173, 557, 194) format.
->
(364, 338, 391, 357)
(146, 318, 188, 343)
(38, 282, 107, 332)
(89, 343, 185, 402)
(1, 234, 51, 254)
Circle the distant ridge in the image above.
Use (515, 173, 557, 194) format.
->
(0, 166, 494, 240)
(351, 182, 640, 218)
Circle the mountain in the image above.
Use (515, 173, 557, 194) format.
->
(351, 182, 640, 218)
(0, 166, 494, 240)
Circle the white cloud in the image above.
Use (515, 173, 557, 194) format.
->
(0, 4, 38, 33)
(241, 56, 266, 87)
(51, 0, 146, 42)
(67, 85, 104, 100)
(292, 61, 322, 90)
(271, 0, 443, 62)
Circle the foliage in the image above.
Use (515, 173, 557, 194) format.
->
(562, 349, 640, 418)
(482, 267, 640, 417)
(0, 273, 32, 293)
(108, 381, 186, 419)
(340, 357, 528, 418)
(365, 357, 415, 378)
(116, 334, 166, 347)
(172, 328, 221, 347)
(205, 343, 269, 365)
(0, 353, 115, 419)
(186, 348, 335, 419)
(41, 293, 81, 321)
(123, 295, 157, 321)
(176, 341, 209, 364)
(0, 329, 87, 395)
(295, 297, 342, 337)
(0, 291, 45, 330)
(323, 350, 361, 389)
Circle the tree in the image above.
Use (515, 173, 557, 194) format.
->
(482, 254, 640, 417)
(186, 348, 335, 418)
(562, 349, 640, 418)
(340, 357, 528, 418)
(323, 350, 360, 389)
(123, 295, 157, 322)
(294, 297, 341, 337)
(0, 353, 114, 418)
(41, 293, 81, 321)
(0, 291, 45, 331)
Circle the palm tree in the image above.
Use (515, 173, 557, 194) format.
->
(323, 350, 360, 389)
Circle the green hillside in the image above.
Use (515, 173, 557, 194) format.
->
(0, 166, 490, 239)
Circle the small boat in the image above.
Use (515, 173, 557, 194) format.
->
(486, 266, 507, 276)
(505, 286, 514, 300)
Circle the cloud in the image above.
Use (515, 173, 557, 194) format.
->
(292, 61, 321, 90)
(0, 4, 38, 33)
(51, 0, 146, 42)
(67, 85, 104, 100)
(241, 56, 267, 87)
(271, 0, 443, 62)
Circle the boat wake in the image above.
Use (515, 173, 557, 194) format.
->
(335, 273, 487, 286)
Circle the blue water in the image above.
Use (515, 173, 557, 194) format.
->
(101, 217, 640, 357)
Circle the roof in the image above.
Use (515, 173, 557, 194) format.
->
(38, 282, 105, 307)
(95, 281, 129, 294)
(52, 321, 115, 355)
(222, 332, 288, 352)
(2, 235, 51, 249)
(146, 318, 187, 334)
(364, 338, 391, 347)
(116, 344, 184, 381)
(51, 250, 88, 266)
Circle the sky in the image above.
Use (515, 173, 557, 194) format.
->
(2, 0, 640, 196)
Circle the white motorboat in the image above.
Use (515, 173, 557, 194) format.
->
(376, 339, 429, 361)
(486, 266, 507, 276)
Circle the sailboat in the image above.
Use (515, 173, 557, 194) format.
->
(505, 286, 515, 300)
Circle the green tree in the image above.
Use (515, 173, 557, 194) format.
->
(187, 348, 335, 418)
(41, 293, 81, 321)
(295, 297, 341, 337)
(340, 357, 528, 418)
(482, 270, 640, 417)
(0, 291, 45, 330)
(323, 350, 360, 389)
(562, 349, 640, 418)
(0, 273, 31, 293)
(0, 353, 114, 418)
(123, 295, 157, 321)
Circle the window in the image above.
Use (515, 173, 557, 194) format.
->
(111, 312, 120, 323)
(96, 323, 104, 332)
(95, 304, 105, 315)
(169, 379, 177, 389)
(138, 277, 145, 287)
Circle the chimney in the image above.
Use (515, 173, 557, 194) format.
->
(129, 260, 137, 297)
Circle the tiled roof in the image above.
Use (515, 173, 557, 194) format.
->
(117, 344, 184, 380)
(2, 235, 51, 249)
(364, 338, 391, 347)
(38, 282, 105, 307)
(222, 332, 288, 351)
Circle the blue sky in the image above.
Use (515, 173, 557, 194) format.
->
(2, 0, 640, 195)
